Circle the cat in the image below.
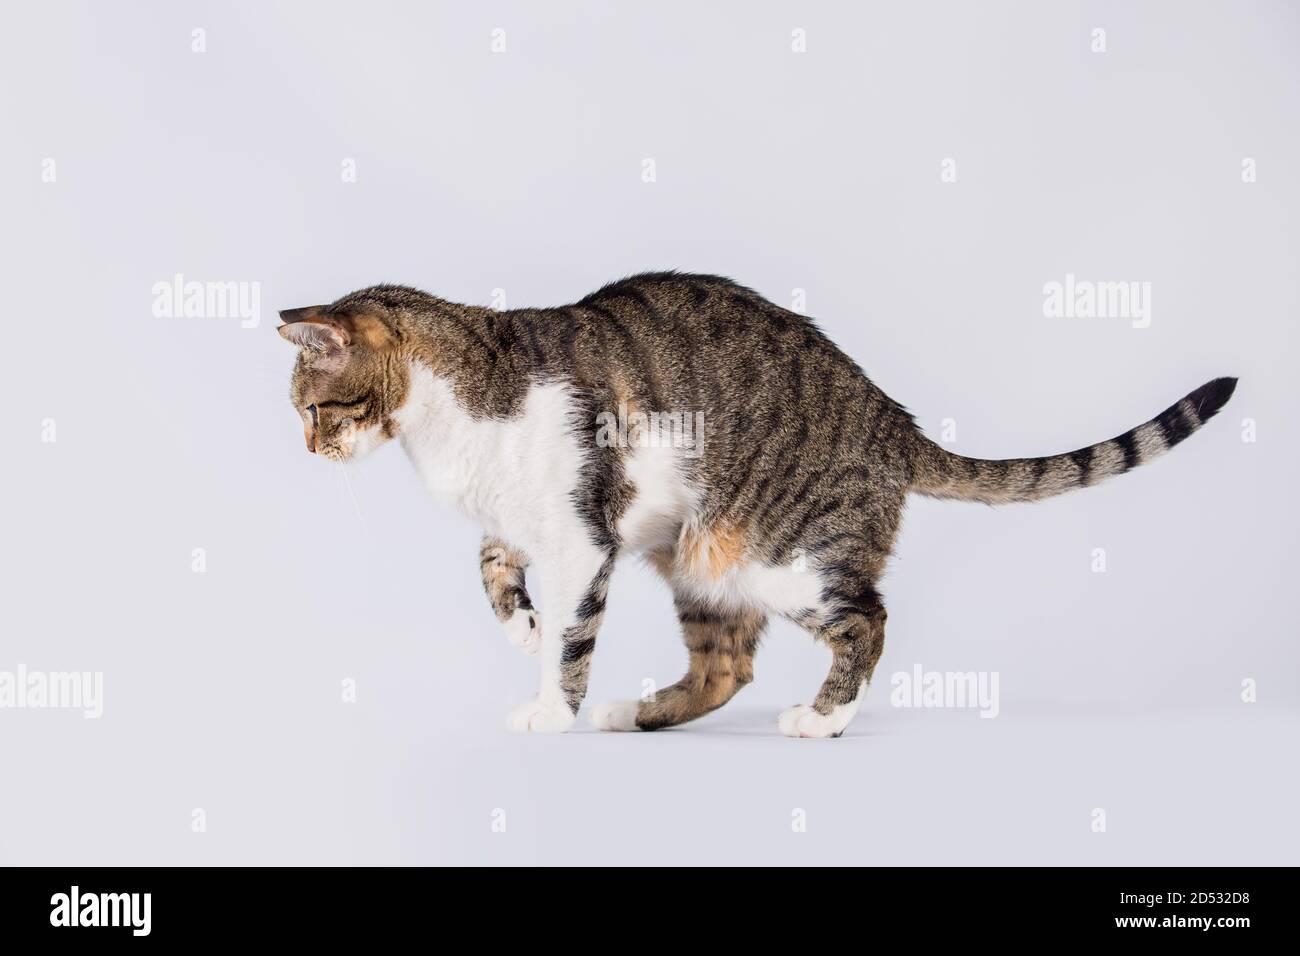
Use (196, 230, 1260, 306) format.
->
(278, 272, 1236, 737)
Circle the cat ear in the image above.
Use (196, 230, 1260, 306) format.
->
(279, 306, 396, 352)
(277, 308, 351, 352)
(278, 306, 326, 324)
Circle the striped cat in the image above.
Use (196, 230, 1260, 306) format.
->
(279, 273, 1236, 737)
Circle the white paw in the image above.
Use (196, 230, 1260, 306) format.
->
(590, 700, 641, 732)
(778, 704, 844, 739)
(502, 608, 541, 656)
(506, 697, 575, 734)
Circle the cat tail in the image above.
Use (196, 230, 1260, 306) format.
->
(908, 377, 1237, 505)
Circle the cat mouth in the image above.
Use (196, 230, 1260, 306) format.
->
(318, 444, 350, 462)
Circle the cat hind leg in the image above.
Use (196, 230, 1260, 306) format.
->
(592, 595, 765, 732)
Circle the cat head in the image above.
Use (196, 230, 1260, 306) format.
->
(278, 297, 411, 462)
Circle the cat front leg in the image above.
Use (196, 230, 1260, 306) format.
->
(479, 535, 540, 656)
(506, 543, 615, 733)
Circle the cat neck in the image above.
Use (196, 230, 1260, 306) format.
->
(391, 359, 462, 446)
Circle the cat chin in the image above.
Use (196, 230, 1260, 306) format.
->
(331, 423, 390, 462)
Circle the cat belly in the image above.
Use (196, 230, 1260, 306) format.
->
(672, 559, 826, 620)
(616, 445, 826, 617)
(615, 444, 699, 555)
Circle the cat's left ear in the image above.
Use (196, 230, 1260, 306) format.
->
(277, 309, 349, 352)
(278, 307, 395, 352)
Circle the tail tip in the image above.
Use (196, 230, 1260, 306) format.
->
(1189, 376, 1238, 422)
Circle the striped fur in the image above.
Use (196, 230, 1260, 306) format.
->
(910, 378, 1238, 504)
(479, 536, 535, 622)
(637, 605, 765, 731)
(480, 536, 540, 654)
(558, 555, 616, 713)
(278, 273, 1237, 737)
(592, 551, 767, 731)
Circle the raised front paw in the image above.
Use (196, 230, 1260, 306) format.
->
(506, 697, 575, 734)
(502, 608, 541, 656)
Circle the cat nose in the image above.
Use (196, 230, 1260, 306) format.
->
(305, 404, 318, 453)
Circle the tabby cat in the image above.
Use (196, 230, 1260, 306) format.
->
(278, 273, 1235, 737)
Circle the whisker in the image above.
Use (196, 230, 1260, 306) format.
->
(338, 462, 367, 528)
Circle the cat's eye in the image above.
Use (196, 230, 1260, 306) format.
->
(306, 403, 318, 426)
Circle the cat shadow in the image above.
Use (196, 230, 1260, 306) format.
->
(576, 704, 887, 740)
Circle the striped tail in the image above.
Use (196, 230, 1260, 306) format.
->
(910, 377, 1237, 504)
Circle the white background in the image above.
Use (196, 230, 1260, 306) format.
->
(2, 0, 1296, 864)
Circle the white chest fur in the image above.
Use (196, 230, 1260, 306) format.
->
(393, 364, 585, 550)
